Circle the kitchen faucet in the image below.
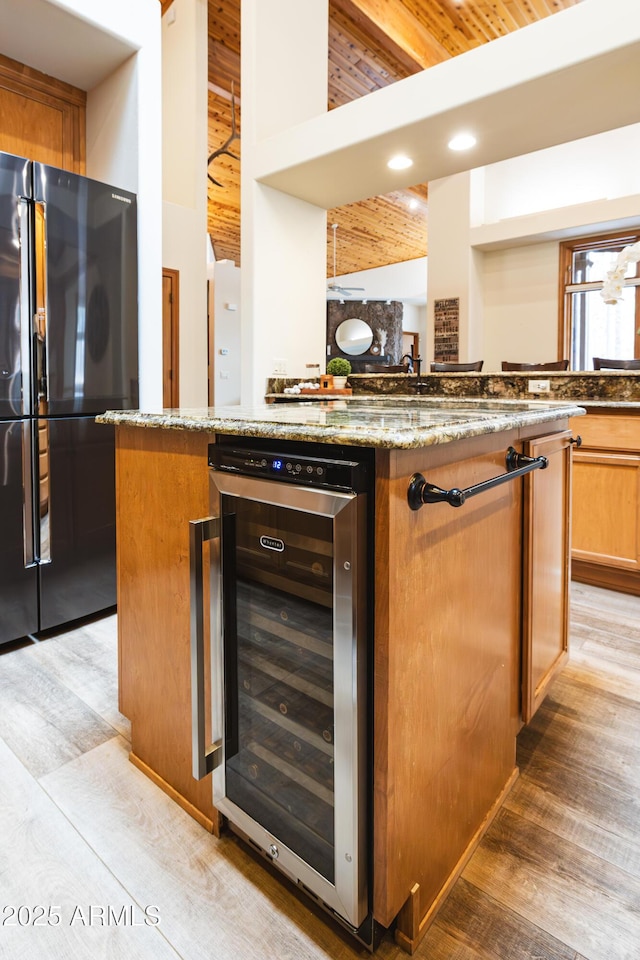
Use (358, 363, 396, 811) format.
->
(401, 354, 422, 376)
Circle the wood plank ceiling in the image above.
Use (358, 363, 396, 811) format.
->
(206, 0, 583, 277)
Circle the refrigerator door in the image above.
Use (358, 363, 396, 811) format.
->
(0, 418, 38, 645)
(0, 152, 32, 419)
(32, 164, 138, 416)
(38, 415, 116, 631)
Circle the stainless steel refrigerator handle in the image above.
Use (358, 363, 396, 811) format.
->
(18, 198, 32, 414)
(37, 420, 52, 564)
(21, 422, 36, 568)
(33, 200, 48, 410)
(189, 516, 222, 780)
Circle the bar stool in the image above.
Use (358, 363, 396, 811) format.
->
(501, 360, 569, 371)
(593, 357, 640, 370)
(430, 361, 484, 372)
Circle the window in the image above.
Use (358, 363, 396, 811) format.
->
(560, 232, 640, 370)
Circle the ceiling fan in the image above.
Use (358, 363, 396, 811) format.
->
(327, 223, 365, 298)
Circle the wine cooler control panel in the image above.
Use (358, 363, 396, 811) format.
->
(209, 443, 369, 492)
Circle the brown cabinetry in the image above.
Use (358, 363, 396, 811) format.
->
(570, 410, 640, 595)
(375, 432, 523, 947)
(0, 53, 86, 172)
(115, 425, 221, 833)
(113, 417, 572, 952)
(521, 431, 572, 723)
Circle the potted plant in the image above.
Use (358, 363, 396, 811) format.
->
(326, 356, 352, 389)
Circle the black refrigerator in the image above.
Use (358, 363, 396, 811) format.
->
(0, 151, 138, 647)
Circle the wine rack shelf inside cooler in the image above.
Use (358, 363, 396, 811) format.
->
(226, 578, 336, 882)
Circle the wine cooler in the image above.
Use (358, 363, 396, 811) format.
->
(190, 436, 373, 938)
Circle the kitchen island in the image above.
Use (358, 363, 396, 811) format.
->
(100, 397, 583, 953)
(267, 376, 640, 598)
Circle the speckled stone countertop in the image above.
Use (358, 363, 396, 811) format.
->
(268, 371, 640, 404)
(99, 397, 584, 450)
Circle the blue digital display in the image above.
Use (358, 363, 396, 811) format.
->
(272, 459, 283, 471)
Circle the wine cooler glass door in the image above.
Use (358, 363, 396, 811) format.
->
(211, 472, 368, 929)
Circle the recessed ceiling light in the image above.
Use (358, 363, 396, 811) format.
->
(409, 198, 419, 211)
(387, 154, 413, 170)
(448, 132, 477, 152)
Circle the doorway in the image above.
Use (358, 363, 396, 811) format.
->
(402, 331, 419, 360)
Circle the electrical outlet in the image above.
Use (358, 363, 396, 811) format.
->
(273, 358, 287, 376)
(528, 379, 551, 393)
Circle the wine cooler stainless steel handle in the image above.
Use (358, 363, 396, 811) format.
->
(189, 516, 222, 780)
(408, 446, 549, 510)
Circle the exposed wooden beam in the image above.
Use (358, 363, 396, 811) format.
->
(334, 0, 452, 71)
(208, 36, 241, 95)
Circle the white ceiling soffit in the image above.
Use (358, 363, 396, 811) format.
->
(254, 0, 640, 209)
(0, 0, 137, 90)
(470, 195, 640, 251)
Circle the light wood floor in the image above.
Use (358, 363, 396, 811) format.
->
(0, 581, 638, 959)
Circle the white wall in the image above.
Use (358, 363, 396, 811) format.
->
(162, 0, 208, 408)
(426, 173, 484, 365)
(481, 124, 640, 224)
(241, 0, 328, 402)
(31, 0, 162, 407)
(86, 56, 138, 191)
(211, 261, 242, 405)
(402, 303, 425, 333)
(482, 243, 559, 371)
(243, 183, 327, 393)
(423, 126, 640, 370)
(333, 258, 427, 305)
(473, 128, 640, 370)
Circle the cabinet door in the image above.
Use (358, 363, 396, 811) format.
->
(572, 448, 640, 577)
(115, 426, 221, 833)
(0, 52, 86, 172)
(522, 431, 572, 723)
(569, 412, 640, 595)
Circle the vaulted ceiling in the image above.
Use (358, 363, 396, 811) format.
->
(206, 0, 583, 276)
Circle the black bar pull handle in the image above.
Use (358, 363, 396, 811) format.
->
(408, 446, 548, 510)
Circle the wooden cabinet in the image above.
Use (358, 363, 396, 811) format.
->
(570, 410, 640, 596)
(0, 52, 86, 172)
(112, 417, 572, 953)
(375, 431, 523, 947)
(521, 431, 572, 723)
(115, 425, 221, 834)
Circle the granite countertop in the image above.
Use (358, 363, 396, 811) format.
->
(268, 371, 640, 404)
(573, 400, 640, 409)
(99, 397, 585, 450)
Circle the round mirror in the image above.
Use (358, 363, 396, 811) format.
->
(335, 318, 374, 356)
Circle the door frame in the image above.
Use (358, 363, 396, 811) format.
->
(162, 268, 180, 408)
